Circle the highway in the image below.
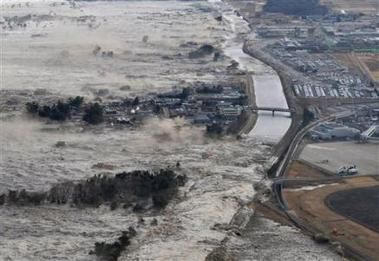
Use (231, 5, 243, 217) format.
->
(274, 110, 354, 179)
(271, 110, 355, 231)
(268, 111, 355, 253)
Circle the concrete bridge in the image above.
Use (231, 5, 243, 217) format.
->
(247, 106, 294, 116)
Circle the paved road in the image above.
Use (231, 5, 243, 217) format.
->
(272, 111, 354, 212)
(275, 111, 354, 178)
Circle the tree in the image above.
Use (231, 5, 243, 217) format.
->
(26, 101, 39, 114)
(83, 103, 104, 124)
(179, 87, 191, 100)
(27, 96, 83, 120)
(213, 52, 220, 62)
(49, 101, 71, 121)
(38, 105, 51, 118)
(206, 123, 223, 136)
(303, 107, 315, 126)
(132, 97, 139, 106)
(68, 96, 84, 109)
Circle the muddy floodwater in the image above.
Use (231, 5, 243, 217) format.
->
(0, 0, 340, 260)
(1, 0, 229, 97)
(220, 2, 291, 143)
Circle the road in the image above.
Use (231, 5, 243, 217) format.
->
(271, 110, 354, 223)
(275, 110, 354, 179)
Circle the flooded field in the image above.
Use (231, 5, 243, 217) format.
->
(1, 0, 229, 97)
(1, 0, 340, 260)
(0, 115, 271, 260)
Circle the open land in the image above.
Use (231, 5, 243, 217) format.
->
(286, 160, 333, 179)
(335, 53, 379, 83)
(300, 141, 379, 176)
(327, 185, 379, 233)
(283, 174, 379, 260)
(361, 54, 379, 82)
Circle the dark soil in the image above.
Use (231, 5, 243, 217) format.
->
(326, 185, 379, 233)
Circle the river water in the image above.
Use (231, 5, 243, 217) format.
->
(218, 2, 292, 143)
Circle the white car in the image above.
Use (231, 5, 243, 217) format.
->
(337, 165, 358, 176)
(347, 165, 358, 175)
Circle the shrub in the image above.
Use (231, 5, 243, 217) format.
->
(26, 101, 39, 114)
(49, 101, 71, 121)
(132, 97, 139, 106)
(303, 107, 315, 126)
(206, 123, 223, 136)
(83, 103, 104, 124)
(38, 105, 51, 118)
(68, 96, 84, 109)
(27, 99, 74, 121)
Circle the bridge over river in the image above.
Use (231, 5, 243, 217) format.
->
(247, 106, 295, 116)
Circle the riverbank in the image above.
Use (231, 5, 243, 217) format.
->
(219, 2, 292, 144)
(242, 43, 303, 157)
(203, 1, 342, 260)
(236, 73, 257, 136)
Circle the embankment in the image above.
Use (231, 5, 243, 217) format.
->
(235, 73, 257, 136)
(242, 42, 304, 167)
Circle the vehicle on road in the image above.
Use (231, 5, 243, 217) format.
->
(337, 165, 358, 176)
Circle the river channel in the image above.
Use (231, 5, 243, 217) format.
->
(219, 2, 292, 143)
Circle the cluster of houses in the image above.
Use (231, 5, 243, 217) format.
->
(255, 7, 378, 101)
(268, 46, 378, 99)
(155, 85, 247, 127)
(102, 84, 247, 131)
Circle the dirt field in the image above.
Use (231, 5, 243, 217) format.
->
(334, 53, 379, 82)
(358, 54, 379, 82)
(287, 160, 334, 179)
(321, 0, 379, 14)
(284, 176, 379, 260)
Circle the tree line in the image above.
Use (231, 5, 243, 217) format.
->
(26, 96, 104, 124)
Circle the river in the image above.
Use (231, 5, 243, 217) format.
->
(219, 2, 292, 143)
